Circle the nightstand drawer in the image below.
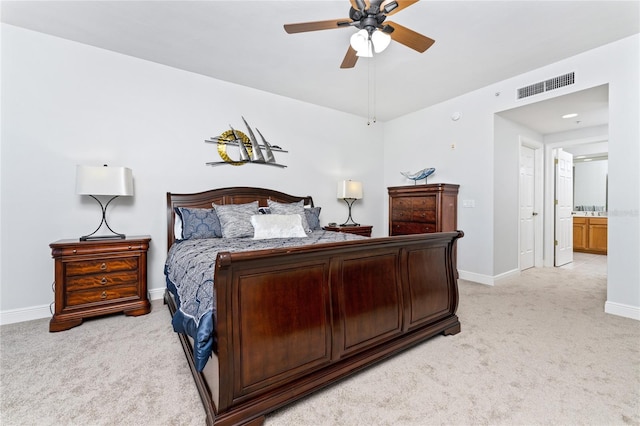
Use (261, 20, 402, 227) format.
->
(65, 257, 138, 276)
(66, 270, 139, 291)
(66, 285, 139, 306)
(391, 222, 436, 234)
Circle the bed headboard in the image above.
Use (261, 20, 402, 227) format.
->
(166, 187, 314, 249)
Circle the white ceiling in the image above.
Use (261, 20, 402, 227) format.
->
(2, 1, 638, 131)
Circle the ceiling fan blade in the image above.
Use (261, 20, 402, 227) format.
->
(381, 0, 419, 16)
(340, 46, 359, 69)
(284, 19, 349, 34)
(385, 21, 435, 52)
(350, 0, 370, 10)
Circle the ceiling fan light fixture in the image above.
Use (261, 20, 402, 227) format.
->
(371, 30, 391, 53)
(350, 29, 369, 53)
(351, 29, 390, 57)
(356, 41, 373, 57)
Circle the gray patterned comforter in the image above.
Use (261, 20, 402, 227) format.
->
(164, 230, 366, 371)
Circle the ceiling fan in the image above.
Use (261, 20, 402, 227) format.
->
(283, 0, 435, 69)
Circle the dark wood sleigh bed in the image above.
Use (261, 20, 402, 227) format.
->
(164, 186, 463, 426)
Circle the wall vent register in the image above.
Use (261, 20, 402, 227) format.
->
(517, 72, 575, 99)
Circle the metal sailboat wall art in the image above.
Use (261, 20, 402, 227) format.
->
(205, 117, 288, 168)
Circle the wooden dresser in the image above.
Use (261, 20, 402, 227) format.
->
(388, 184, 459, 236)
(49, 235, 151, 332)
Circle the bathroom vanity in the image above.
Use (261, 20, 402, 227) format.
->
(573, 215, 607, 254)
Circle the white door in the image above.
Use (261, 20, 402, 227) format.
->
(555, 149, 573, 266)
(519, 145, 535, 270)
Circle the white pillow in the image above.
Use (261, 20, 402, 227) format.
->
(251, 214, 308, 240)
(174, 214, 183, 241)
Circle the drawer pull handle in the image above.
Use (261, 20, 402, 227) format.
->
(100, 277, 108, 285)
(101, 291, 107, 299)
(100, 263, 107, 270)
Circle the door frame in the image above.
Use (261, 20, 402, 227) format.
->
(543, 136, 607, 266)
(519, 137, 544, 269)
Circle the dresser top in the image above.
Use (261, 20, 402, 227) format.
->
(388, 183, 459, 194)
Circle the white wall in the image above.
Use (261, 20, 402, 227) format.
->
(0, 25, 384, 320)
(382, 93, 495, 280)
(2, 25, 638, 322)
(493, 116, 543, 276)
(384, 34, 639, 319)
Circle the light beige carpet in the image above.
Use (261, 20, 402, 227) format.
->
(1, 254, 638, 425)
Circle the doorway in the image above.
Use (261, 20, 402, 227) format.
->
(497, 84, 609, 271)
(519, 138, 543, 270)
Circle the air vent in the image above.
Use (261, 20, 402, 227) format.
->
(517, 72, 575, 99)
(517, 82, 544, 99)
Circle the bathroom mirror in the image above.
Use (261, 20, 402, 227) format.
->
(573, 157, 608, 212)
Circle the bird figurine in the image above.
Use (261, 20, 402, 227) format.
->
(401, 168, 436, 184)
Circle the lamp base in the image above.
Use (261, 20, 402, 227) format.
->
(339, 222, 360, 227)
(79, 195, 127, 242)
(340, 198, 359, 227)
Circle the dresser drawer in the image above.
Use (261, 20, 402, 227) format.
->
(391, 207, 412, 221)
(410, 210, 436, 223)
(66, 270, 139, 291)
(392, 208, 436, 223)
(391, 222, 437, 235)
(66, 285, 140, 306)
(65, 257, 138, 276)
(410, 196, 436, 210)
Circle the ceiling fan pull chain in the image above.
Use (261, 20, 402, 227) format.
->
(372, 55, 377, 124)
(367, 56, 377, 126)
(367, 56, 371, 125)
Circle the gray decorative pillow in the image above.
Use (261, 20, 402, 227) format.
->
(267, 199, 312, 233)
(176, 207, 222, 240)
(213, 201, 259, 238)
(304, 206, 322, 231)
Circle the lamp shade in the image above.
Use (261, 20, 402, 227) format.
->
(76, 165, 134, 196)
(337, 180, 363, 200)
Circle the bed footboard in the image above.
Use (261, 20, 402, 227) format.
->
(205, 231, 463, 426)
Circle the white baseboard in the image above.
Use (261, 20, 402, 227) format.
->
(493, 268, 521, 282)
(148, 288, 165, 301)
(458, 268, 520, 286)
(0, 303, 52, 326)
(458, 270, 495, 285)
(604, 301, 640, 321)
(1, 289, 167, 326)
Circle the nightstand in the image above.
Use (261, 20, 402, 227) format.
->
(323, 225, 372, 237)
(49, 235, 151, 332)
